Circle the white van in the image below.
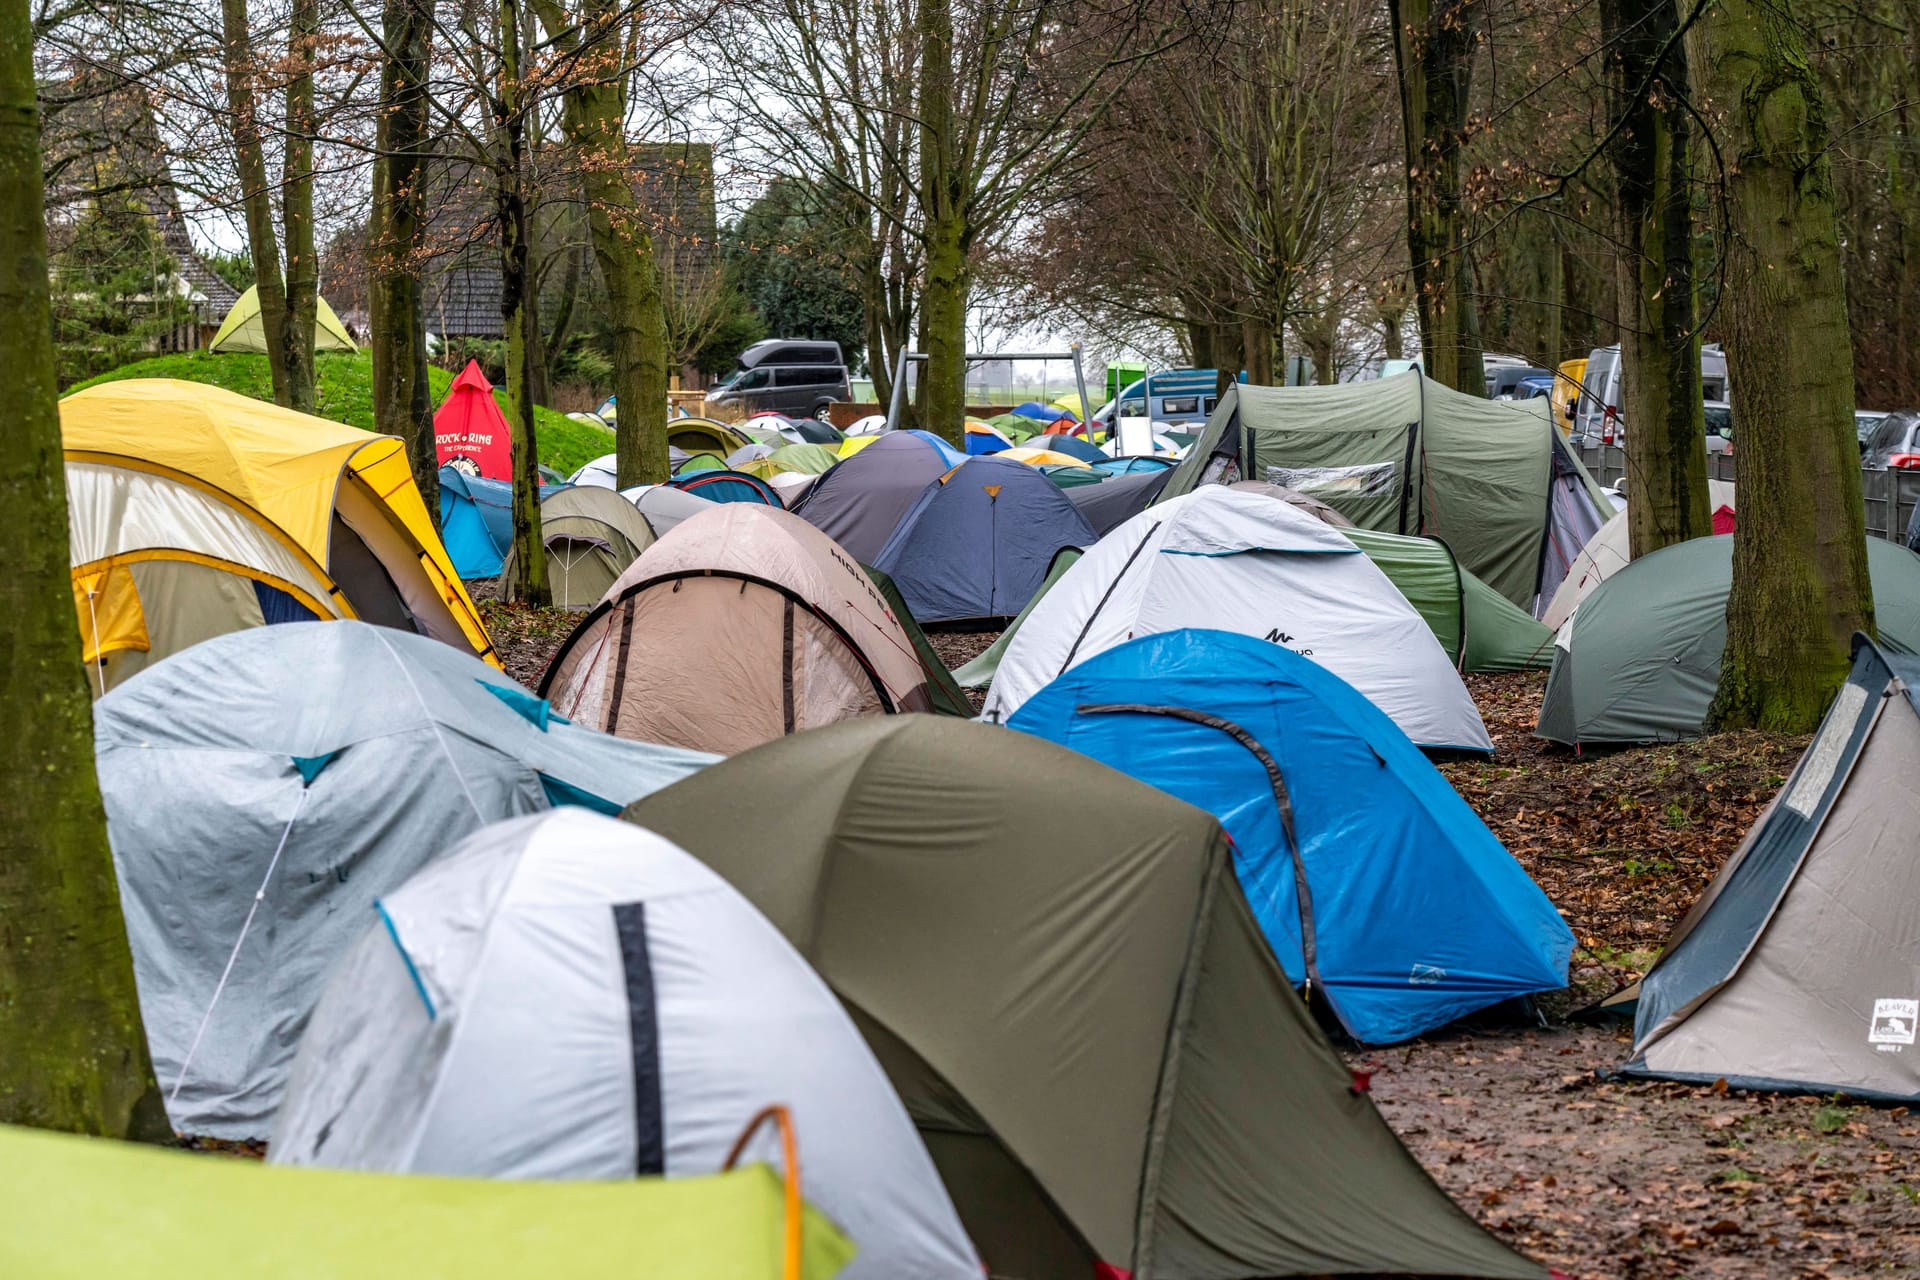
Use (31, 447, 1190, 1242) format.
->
(1572, 343, 1729, 444)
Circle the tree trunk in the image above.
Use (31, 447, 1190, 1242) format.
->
(1212, 320, 1244, 396)
(1242, 315, 1277, 386)
(1387, 0, 1485, 393)
(495, 0, 548, 605)
(530, 0, 671, 487)
(1699, 0, 1872, 731)
(524, 226, 550, 411)
(368, 0, 438, 514)
(280, 0, 319, 413)
(861, 248, 893, 408)
(1606, 0, 1710, 557)
(0, 10, 168, 1140)
(219, 0, 294, 406)
(915, 0, 970, 444)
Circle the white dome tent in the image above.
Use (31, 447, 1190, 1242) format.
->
(981, 486, 1493, 753)
(273, 809, 983, 1280)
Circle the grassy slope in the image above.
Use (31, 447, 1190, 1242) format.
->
(68, 351, 613, 475)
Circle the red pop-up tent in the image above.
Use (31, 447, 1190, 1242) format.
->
(435, 360, 513, 480)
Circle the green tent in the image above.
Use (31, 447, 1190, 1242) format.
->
(951, 548, 1081, 688)
(864, 565, 974, 717)
(769, 443, 842, 475)
(985, 412, 1045, 443)
(1040, 462, 1107, 489)
(0, 1124, 854, 1279)
(1343, 528, 1554, 672)
(1160, 372, 1610, 609)
(624, 718, 1542, 1280)
(1538, 534, 1920, 748)
(209, 285, 358, 354)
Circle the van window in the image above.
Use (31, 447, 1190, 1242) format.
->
(774, 367, 833, 388)
(1159, 396, 1199, 415)
(732, 368, 771, 390)
(756, 345, 839, 367)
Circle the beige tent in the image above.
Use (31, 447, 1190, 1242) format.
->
(209, 286, 358, 353)
(502, 484, 657, 609)
(1541, 480, 1736, 631)
(540, 504, 934, 754)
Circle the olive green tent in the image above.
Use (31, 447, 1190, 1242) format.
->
(1161, 372, 1610, 610)
(864, 565, 973, 717)
(0, 1123, 854, 1279)
(502, 483, 658, 609)
(208, 285, 358, 354)
(1538, 534, 1920, 748)
(623, 718, 1542, 1280)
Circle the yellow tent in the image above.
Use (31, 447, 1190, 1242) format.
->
(0, 1124, 855, 1280)
(209, 285, 359, 354)
(1049, 393, 1089, 420)
(63, 379, 495, 693)
(999, 446, 1092, 469)
(837, 434, 882, 458)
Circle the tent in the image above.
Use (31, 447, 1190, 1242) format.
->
(62, 379, 493, 695)
(1162, 372, 1611, 610)
(1007, 630, 1572, 1043)
(864, 565, 974, 717)
(964, 421, 1013, 455)
(623, 717, 1543, 1280)
(768, 471, 820, 506)
(433, 360, 513, 480)
(500, 484, 657, 609)
(1331, 523, 1554, 673)
(571, 453, 620, 487)
(950, 548, 1081, 689)
(1614, 637, 1920, 1100)
(1537, 535, 1920, 748)
(793, 431, 977, 563)
(1066, 467, 1171, 535)
(0, 1124, 854, 1280)
(1000, 446, 1093, 469)
(985, 412, 1045, 442)
(872, 455, 1098, 625)
(1093, 454, 1175, 476)
(208, 285, 357, 354)
(668, 417, 757, 455)
(668, 468, 784, 506)
(540, 504, 937, 755)
(1541, 480, 1738, 631)
(675, 451, 728, 473)
(438, 467, 515, 578)
(95, 621, 712, 1138)
(621, 483, 714, 538)
(1033, 432, 1105, 463)
(981, 486, 1493, 753)
(275, 809, 982, 1280)
(739, 413, 842, 446)
(1227, 478, 1354, 527)
(768, 442, 842, 474)
(1012, 400, 1073, 423)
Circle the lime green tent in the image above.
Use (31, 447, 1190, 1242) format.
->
(1343, 527, 1554, 673)
(208, 285, 359, 354)
(0, 1124, 854, 1280)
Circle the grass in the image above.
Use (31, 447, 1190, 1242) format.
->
(68, 350, 614, 475)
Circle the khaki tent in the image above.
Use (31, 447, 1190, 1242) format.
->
(0, 1123, 853, 1280)
(1163, 372, 1610, 610)
(63, 379, 494, 695)
(1616, 638, 1920, 1102)
(209, 284, 358, 353)
(668, 416, 757, 456)
(501, 484, 657, 609)
(540, 504, 935, 754)
(624, 717, 1543, 1280)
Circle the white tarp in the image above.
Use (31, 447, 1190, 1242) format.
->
(981, 486, 1494, 753)
(273, 809, 983, 1280)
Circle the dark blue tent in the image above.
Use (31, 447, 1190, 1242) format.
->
(438, 467, 516, 578)
(1007, 629, 1573, 1043)
(666, 469, 784, 507)
(1065, 467, 1170, 536)
(790, 430, 963, 563)
(872, 455, 1096, 624)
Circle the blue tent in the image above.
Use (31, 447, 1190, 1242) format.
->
(1031, 433, 1105, 463)
(1007, 629, 1573, 1043)
(438, 467, 516, 578)
(1011, 401, 1073, 423)
(667, 469, 784, 507)
(1093, 455, 1174, 475)
(791, 431, 964, 562)
(873, 455, 1096, 623)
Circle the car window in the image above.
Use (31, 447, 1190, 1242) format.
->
(774, 367, 831, 387)
(1121, 398, 1146, 416)
(1160, 396, 1199, 415)
(1867, 414, 1909, 454)
(1703, 405, 1732, 437)
(733, 368, 770, 390)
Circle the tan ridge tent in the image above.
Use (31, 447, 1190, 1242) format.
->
(501, 483, 657, 609)
(209, 285, 358, 353)
(625, 717, 1543, 1280)
(540, 504, 935, 754)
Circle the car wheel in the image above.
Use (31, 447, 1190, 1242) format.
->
(812, 402, 833, 422)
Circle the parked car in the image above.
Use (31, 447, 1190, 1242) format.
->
(1863, 410, 1920, 469)
(706, 339, 852, 421)
(1571, 343, 1730, 445)
(1702, 400, 1733, 455)
(1488, 365, 1553, 399)
(1857, 410, 1890, 454)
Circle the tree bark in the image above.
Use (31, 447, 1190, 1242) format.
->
(1242, 314, 1277, 386)
(0, 5, 168, 1139)
(368, 0, 438, 514)
(1699, 0, 1872, 731)
(495, 0, 548, 605)
(280, 0, 319, 412)
(1387, 0, 1485, 393)
(915, 0, 970, 443)
(1606, 0, 1710, 556)
(530, 0, 670, 487)
(219, 0, 294, 406)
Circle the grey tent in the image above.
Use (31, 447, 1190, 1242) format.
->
(1617, 638, 1920, 1101)
(501, 484, 657, 609)
(619, 483, 713, 538)
(1227, 478, 1354, 527)
(96, 621, 713, 1138)
(1537, 535, 1920, 748)
(1066, 467, 1171, 535)
(624, 717, 1542, 1280)
(793, 431, 965, 562)
(1162, 372, 1610, 610)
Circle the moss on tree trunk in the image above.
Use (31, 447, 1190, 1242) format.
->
(0, 5, 169, 1139)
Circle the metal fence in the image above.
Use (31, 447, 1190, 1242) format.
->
(1576, 445, 1920, 544)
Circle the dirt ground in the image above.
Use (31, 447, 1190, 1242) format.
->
(496, 615, 1920, 1278)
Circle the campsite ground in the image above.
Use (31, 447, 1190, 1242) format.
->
(499, 615, 1920, 1278)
